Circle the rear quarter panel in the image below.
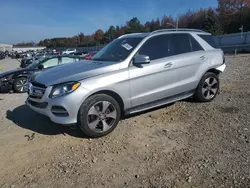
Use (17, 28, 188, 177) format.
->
(195, 49, 224, 86)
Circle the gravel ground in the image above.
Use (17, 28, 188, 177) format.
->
(0, 56, 250, 188)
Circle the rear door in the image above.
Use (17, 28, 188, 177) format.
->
(169, 33, 206, 93)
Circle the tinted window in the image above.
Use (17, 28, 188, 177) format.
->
(198, 34, 218, 48)
(138, 35, 171, 60)
(189, 35, 204, 51)
(171, 34, 192, 55)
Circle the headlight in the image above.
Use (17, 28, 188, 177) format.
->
(49, 82, 81, 98)
(0, 74, 13, 82)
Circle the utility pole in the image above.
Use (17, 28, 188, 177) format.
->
(176, 17, 179, 30)
(239, 25, 244, 39)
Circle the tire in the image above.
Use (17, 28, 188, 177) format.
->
(194, 72, 219, 102)
(78, 94, 121, 138)
(13, 77, 28, 93)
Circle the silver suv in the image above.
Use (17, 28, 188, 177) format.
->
(26, 29, 226, 137)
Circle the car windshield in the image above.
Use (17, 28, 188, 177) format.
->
(92, 37, 143, 62)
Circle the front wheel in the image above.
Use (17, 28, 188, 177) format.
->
(78, 94, 121, 138)
(13, 77, 28, 93)
(194, 72, 219, 102)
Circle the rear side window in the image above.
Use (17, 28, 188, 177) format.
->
(170, 34, 203, 56)
(139, 34, 172, 60)
(189, 35, 204, 51)
(198, 34, 218, 48)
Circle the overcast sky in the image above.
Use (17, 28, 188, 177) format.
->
(0, 0, 217, 44)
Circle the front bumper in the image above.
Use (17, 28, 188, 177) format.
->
(26, 85, 90, 125)
(0, 79, 13, 92)
(216, 64, 226, 73)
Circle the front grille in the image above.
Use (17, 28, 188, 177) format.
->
(29, 86, 46, 99)
(28, 82, 46, 99)
(28, 100, 48, 109)
(30, 81, 46, 88)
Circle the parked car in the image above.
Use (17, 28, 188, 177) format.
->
(20, 52, 59, 68)
(62, 49, 76, 54)
(0, 52, 6, 60)
(26, 29, 226, 138)
(84, 51, 97, 60)
(20, 57, 35, 68)
(0, 55, 82, 93)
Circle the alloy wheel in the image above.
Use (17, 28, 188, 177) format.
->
(87, 101, 117, 133)
(16, 78, 27, 92)
(202, 77, 218, 100)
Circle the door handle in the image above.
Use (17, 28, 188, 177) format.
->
(200, 55, 206, 61)
(164, 62, 173, 68)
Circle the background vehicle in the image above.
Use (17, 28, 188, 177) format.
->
(83, 51, 97, 60)
(62, 49, 76, 54)
(20, 57, 35, 68)
(26, 29, 225, 138)
(19, 51, 59, 68)
(0, 55, 83, 93)
(0, 52, 6, 60)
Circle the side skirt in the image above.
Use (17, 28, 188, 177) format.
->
(125, 90, 194, 115)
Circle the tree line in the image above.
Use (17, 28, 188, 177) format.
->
(15, 0, 250, 48)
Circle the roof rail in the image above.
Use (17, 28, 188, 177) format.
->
(150, 29, 205, 35)
(118, 33, 147, 39)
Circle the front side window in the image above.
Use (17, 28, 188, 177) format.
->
(138, 35, 171, 60)
(92, 37, 143, 62)
(41, 58, 58, 68)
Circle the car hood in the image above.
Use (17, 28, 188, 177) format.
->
(33, 60, 120, 86)
(0, 68, 28, 78)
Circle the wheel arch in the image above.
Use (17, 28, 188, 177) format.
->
(206, 68, 221, 75)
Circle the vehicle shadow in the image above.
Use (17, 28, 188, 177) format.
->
(6, 105, 86, 138)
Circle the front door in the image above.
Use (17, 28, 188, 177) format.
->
(129, 34, 178, 107)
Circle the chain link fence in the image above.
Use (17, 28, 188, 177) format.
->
(214, 32, 250, 54)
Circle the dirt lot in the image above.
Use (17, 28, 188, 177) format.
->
(0, 56, 250, 188)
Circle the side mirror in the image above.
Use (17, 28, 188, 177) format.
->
(38, 64, 44, 70)
(133, 55, 150, 65)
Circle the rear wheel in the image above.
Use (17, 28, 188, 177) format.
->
(78, 94, 121, 138)
(194, 72, 219, 102)
(13, 77, 27, 93)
